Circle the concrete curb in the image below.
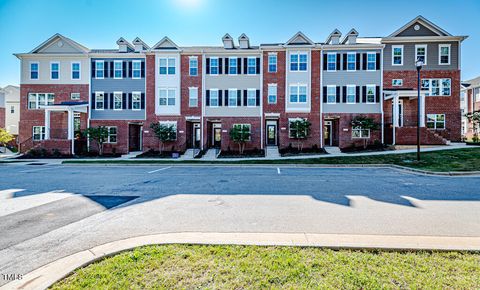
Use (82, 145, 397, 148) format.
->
(3, 232, 480, 290)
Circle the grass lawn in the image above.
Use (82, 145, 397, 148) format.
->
(51, 245, 480, 289)
(62, 148, 480, 172)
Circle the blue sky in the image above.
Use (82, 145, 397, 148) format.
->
(0, 0, 478, 87)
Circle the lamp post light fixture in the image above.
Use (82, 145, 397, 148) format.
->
(415, 59, 424, 161)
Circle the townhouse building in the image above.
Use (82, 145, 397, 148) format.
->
(461, 76, 480, 138)
(0, 85, 20, 137)
(15, 16, 466, 156)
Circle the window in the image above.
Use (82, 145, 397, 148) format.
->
(50, 62, 59, 80)
(229, 57, 237, 75)
(228, 89, 237, 107)
(327, 86, 336, 104)
(327, 53, 336, 71)
(209, 89, 219, 107)
(347, 53, 356, 71)
(392, 45, 403, 65)
(95, 61, 104, 79)
(27, 93, 55, 109)
(189, 57, 198, 76)
(289, 85, 307, 103)
(159, 121, 177, 140)
(30, 62, 39, 79)
(288, 118, 308, 138)
(367, 52, 376, 71)
(132, 92, 141, 110)
(32, 126, 45, 141)
(232, 124, 251, 141)
(346, 85, 356, 104)
(268, 54, 277, 73)
(268, 84, 277, 104)
(427, 114, 445, 129)
(439, 44, 451, 65)
(247, 57, 256, 75)
(159, 57, 175, 75)
(71, 62, 80, 80)
(10, 106, 14, 114)
(392, 79, 403, 86)
(132, 60, 141, 79)
(352, 127, 370, 138)
(290, 53, 307, 71)
(71, 93, 80, 100)
(415, 45, 427, 65)
(113, 92, 123, 110)
(421, 78, 451, 96)
(95, 92, 104, 110)
(210, 57, 219, 75)
(74, 112, 81, 132)
(189, 87, 198, 107)
(159, 88, 176, 106)
(247, 89, 256, 107)
(114, 61, 123, 79)
(366, 85, 376, 103)
(106, 126, 117, 143)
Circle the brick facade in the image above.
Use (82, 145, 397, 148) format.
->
(203, 117, 262, 152)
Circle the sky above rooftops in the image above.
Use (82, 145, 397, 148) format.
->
(0, 0, 479, 86)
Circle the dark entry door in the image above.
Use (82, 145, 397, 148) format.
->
(213, 128, 222, 148)
(266, 124, 277, 145)
(324, 121, 332, 146)
(129, 124, 141, 152)
(193, 125, 201, 148)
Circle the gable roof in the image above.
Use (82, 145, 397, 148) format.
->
(29, 33, 89, 54)
(463, 76, 480, 88)
(116, 37, 135, 50)
(341, 28, 359, 44)
(325, 29, 342, 44)
(132, 37, 150, 50)
(152, 36, 180, 50)
(285, 31, 314, 46)
(222, 33, 233, 41)
(238, 33, 249, 41)
(389, 15, 451, 37)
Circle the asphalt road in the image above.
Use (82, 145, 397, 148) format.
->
(0, 163, 479, 285)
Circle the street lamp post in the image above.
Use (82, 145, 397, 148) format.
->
(416, 59, 424, 161)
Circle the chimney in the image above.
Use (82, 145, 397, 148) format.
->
(238, 33, 250, 49)
(222, 33, 234, 49)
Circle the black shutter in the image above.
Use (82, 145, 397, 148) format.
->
(376, 53, 381, 70)
(238, 57, 242, 74)
(323, 54, 327, 71)
(91, 93, 95, 109)
(141, 61, 145, 78)
(91, 62, 95, 78)
(336, 86, 340, 103)
(323, 86, 327, 103)
(109, 93, 114, 109)
(206, 58, 210, 74)
(342, 86, 347, 103)
(219, 90, 223, 106)
(362, 86, 366, 103)
(219, 58, 223, 74)
(376, 86, 381, 103)
(356, 53, 361, 70)
(225, 90, 229, 106)
(206, 90, 210, 106)
(122, 61, 127, 78)
(256, 57, 260, 74)
(225, 58, 229, 75)
(104, 92, 108, 109)
(356, 86, 360, 103)
(243, 90, 247, 106)
(336, 54, 341, 71)
(362, 53, 367, 70)
(243, 58, 247, 74)
(104, 61, 108, 78)
(342, 53, 347, 71)
(122, 93, 127, 109)
(128, 93, 132, 109)
(237, 90, 241, 106)
(256, 89, 260, 106)
(128, 61, 132, 78)
(141, 93, 145, 109)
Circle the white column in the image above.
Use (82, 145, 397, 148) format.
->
(44, 109, 50, 140)
(67, 109, 73, 140)
(420, 93, 426, 127)
(393, 94, 399, 128)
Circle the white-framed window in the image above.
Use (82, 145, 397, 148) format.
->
(346, 85, 356, 104)
(415, 44, 427, 65)
(159, 57, 176, 75)
(209, 89, 219, 107)
(228, 88, 237, 107)
(113, 92, 123, 110)
(327, 86, 336, 104)
(247, 57, 256, 75)
(114, 60, 123, 79)
(421, 78, 451, 96)
(32, 126, 45, 141)
(189, 87, 198, 107)
(288, 118, 308, 138)
(10, 106, 14, 114)
(439, 44, 451, 65)
(159, 121, 177, 140)
(268, 53, 277, 73)
(347, 53, 356, 71)
(367, 52, 376, 71)
(392, 79, 403, 86)
(95, 92, 104, 110)
(268, 84, 277, 104)
(95, 61, 104, 79)
(229, 57, 238, 75)
(159, 88, 176, 106)
(352, 127, 370, 138)
(327, 53, 336, 71)
(189, 57, 198, 76)
(232, 124, 251, 141)
(30, 62, 39, 80)
(366, 85, 376, 103)
(70, 93, 80, 100)
(247, 89, 256, 107)
(290, 53, 307, 71)
(289, 84, 307, 103)
(50, 62, 59, 80)
(210, 57, 219, 75)
(132, 91, 141, 111)
(427, 114, 445, 129)
(106, 126, 117, 143)
(392, 45, 403, 65)
(132, 60, 141, 79)
(71, 62, 81, 80)
(27, 93, 55, 109)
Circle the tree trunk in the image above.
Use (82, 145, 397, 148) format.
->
(99, 142, 104, 156)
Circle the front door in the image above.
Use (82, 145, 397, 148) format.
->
(266, 124, 277, 145)
(324, 121, 332, 146)
(193, 124, 201, 148)
(128, 124, 142, 152)
(213, 127, 222, 148)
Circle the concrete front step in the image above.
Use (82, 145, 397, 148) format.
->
(265, 146, 281, 158)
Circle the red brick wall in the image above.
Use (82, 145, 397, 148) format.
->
(203, 117, 262, 152)
(181, 54, 202, 116)
(0, 107, 5, 129)
(143, 116, 187, 152)
(89, 120, 143, 154)
(263, 51, 286, 114)
(395, 127, 447, 145)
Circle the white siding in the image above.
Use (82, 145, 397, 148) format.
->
(155, 53, 181, 115)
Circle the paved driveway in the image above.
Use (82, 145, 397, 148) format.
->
(0, 164, 479, 285)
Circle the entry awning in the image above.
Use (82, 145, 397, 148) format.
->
(264, 113, 280, 119)
(39, 101, 88, 113)
(384, 90, 427, 100)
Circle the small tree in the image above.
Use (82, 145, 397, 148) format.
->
(0, 128, 14, 153)
(350, 115, 380, 149)
(465, 111, 480, 143)
(150, 122, 177, 153)
(289, 118, 311, 151)
(229, 124, 251, 154)
(84, 126, 110, 156)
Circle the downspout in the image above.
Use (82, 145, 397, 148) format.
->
(319, 45, 324, 148)
(201, 49, 205, 151)
(380, 46, 385, 144)
(260, 47, 264, 150)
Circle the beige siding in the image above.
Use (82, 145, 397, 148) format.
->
(20, 56, 89, 84)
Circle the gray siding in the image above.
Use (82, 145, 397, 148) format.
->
(383, 42, 458, 71)
(323, 104, 381, 114)
(205, 75, 260, 89)
(396, 22, 442, 37)
(205, 107, 261, 117)
(91, 109, 145, 120)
